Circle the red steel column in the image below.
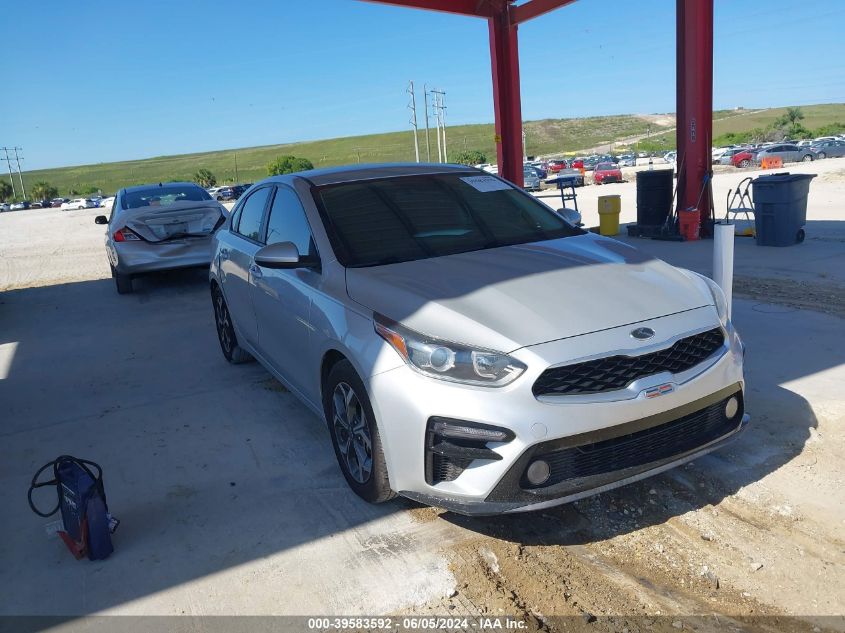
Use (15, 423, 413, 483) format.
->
(676, 0, 714, 235)
(489, 6, 524, 187)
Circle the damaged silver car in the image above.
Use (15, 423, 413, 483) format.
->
(95, 182, 227, 294)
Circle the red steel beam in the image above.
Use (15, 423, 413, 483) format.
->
(676, 0, 714, 236)
(510, 0, 578, 25)
(488, 5, 524, 186)
(357, 0, 496, 18)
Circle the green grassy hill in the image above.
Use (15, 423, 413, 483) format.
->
(11, 103, 845, 197)
(636, 103, 845, 151)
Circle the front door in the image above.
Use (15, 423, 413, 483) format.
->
(251, 186, 321, 399)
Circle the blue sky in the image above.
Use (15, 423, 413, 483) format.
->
(2, 0, 843, 170)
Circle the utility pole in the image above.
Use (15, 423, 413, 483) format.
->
(407, 81, 420, 163)
(423, 84, 431, 162)
(430, 89, 443, 162)
(522, 129, 527, 162)
(440, 91, 447, 163)
(13, 147, 26, 199)
(431, 89, 447, 163)
(2, 147, 17, 198)
(234, 153, 239, 182)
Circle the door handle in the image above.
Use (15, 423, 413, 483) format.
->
(219, 248, 230, 260)
(249, 263, 263, 279)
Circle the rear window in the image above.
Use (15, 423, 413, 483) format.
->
(122, 184, 211, 210)
(315, 173, 584, 268)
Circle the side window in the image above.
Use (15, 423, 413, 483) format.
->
(264, 186, 317, 257)
(235, 187, 271, 242)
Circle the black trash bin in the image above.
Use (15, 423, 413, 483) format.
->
(636, 169, 674, 227)
(751, 172, 815, 246)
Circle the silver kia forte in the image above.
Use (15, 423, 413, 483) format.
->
(210, 163, 747, 515)
(95, 182, 226, 294)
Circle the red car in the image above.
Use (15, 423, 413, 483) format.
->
(730, 150, 756, 168)
(547, 159, 568, 173)
(593, 162, 622, 185)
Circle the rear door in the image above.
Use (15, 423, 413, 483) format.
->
(250, 185, 320, 399)
(219, 186, 273, 348)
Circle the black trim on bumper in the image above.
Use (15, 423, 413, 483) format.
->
(401, 383, 746, 516)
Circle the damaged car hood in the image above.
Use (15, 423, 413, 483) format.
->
(346, 233, 713, 351)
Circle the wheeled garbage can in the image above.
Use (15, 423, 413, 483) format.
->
(751, 173, 815, 246)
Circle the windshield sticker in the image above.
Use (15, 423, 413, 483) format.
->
(459, 175, 513, 193)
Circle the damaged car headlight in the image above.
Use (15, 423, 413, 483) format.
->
(374, 314, 526, 387)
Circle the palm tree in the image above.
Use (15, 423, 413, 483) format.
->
(31, 181, 58, 202)
(786, 107, 804, 126)
(0, 181, 12, 202)
(194, 169, 216, 188)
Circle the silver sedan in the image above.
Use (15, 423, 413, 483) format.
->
(95, 182, 226, 294)
(210, 164, 746, 514)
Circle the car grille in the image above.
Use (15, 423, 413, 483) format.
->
(532, 328, 724, 397)
(522, 392, 743, 489)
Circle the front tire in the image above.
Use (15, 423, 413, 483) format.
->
(739, 159, 750, 168)
(211, 285, 252, 363)
(323, 360, 395, 504)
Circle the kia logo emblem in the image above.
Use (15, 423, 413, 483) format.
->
(631, 327, 655, 340)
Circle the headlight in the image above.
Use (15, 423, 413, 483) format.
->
(698, 274, 729, 326)
(374, 314, 526, 387)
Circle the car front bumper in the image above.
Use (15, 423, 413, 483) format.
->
(367, 306, 745, 515)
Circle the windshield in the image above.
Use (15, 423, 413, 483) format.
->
(596, 163, 615, 171)
(122, 184, 211, 210)
(315, 173, 584, 268)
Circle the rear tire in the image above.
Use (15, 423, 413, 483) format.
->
(739, 159, 750, 168)
(211, 285, 253, 363)
(111, 266, 133, 294)
(323, 360, 395, 504)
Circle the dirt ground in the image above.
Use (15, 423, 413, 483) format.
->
(1, 162, 844, 630)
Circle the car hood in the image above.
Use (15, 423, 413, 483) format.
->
(345, 233, 713, 352)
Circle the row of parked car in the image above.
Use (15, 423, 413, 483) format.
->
(207, 183, 253, 202)
(2, 183, 252, 213)
(714, 135, 845, 168)
(0, 196, 116, 212)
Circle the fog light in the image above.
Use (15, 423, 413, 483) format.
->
(725, 396, 739, 420)
(526, 460, 551, 485)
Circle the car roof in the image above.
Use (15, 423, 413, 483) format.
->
(121, 181, 201, 193)
(258, 162, 479, 187)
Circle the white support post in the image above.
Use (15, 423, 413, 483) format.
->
(713, 221, 735, 319)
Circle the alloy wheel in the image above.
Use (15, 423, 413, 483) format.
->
(214, 290, 234, 355)
(331, 382, 373, 484)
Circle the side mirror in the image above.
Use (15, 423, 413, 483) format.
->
(94, 215, 108, 225)
(254, 241, 317, 270)
(557, 207, 583, 226)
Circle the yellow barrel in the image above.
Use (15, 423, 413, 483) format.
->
(597, 194, 621, 236)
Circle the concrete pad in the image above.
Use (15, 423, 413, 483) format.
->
(0, 271, 456, 616)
